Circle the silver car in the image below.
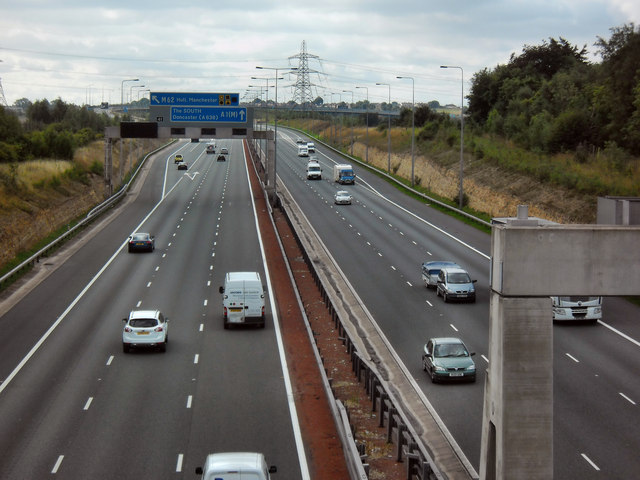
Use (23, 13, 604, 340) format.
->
(436, 266, 477, 303)
(334, 190, 352, 205)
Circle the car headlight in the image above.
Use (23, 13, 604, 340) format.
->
(553, 308, 566, 315)
(465, 364, 476, 372)
(434, 365, 447, 372)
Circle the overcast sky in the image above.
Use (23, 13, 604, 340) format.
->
(1, 0, 638, 108)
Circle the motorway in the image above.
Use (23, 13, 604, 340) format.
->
(0, 142, 307, 479)
(273, 129, 640, 479)
(1, 133, 639, 479)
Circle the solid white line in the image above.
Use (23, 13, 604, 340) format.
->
(598, 320, 640, 347)
(176, 453, 184, 472)
(242, 144, 310, 479)
(0, 167, 179, 397)
(581, 453, 600, 470)
(83, 397, 93, 410)
(565, 353, 580, 363)
(51, 455, 64, 473)
(619, 392, 636, 405)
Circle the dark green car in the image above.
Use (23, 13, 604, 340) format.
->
(422, 337, 476, 383)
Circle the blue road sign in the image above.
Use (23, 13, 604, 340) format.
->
(150, 92, 239, 106)
(170, 106, 247, 123)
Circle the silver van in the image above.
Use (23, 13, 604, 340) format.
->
(219, 272, 266, 328)
(421, 261, 460, 288)
(195, 452, 276, 480)
(436, 266, 477, 303)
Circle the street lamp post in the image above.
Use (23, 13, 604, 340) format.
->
(356, 86, 369, 163)
(441, 65, 464, 209)
(131, 85, 145, 104)
(343, 90, 354, 155)
(397, 76, 415, 186)
(121, 78, 139, 106)
(255, 66, 297, 200)
(376, 82, 391, 173)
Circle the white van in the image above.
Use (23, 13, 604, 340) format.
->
(306, 161, 322, 180)
(195, 452, 277, 480)
(219, 272, 266, 328)
(297, 145, 309, 157)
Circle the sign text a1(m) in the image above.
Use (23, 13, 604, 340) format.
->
(170, 106, 247, 123)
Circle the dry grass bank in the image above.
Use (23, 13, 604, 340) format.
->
(0, 138, 164, 272)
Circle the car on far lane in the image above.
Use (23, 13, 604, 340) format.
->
(122, 309, 169, 353)
(422, 337, 476, 383)
(128, 232, 155, 253)
(174, 153, 183, 163)
(177, 161, 188, 170)
(217, 154, 226, 162)
(421, 261, 461, 289)
(206, 143, 216, 154)
(334, 190, 352, 205)
(220, 147, 229, 155)
(435, 266, 477, 303)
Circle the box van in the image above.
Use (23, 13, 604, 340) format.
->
(195, 452, 277, 480)
(297, 145, 309, 157)
(551, 296, 602, 323)
(219, 272, 266, 328)
(306, 161, 322, 180)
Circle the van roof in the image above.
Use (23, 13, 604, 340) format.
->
(226, 271, 261, 281)
(203, 452, 264, 472)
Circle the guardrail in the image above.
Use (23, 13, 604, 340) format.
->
(0, 140, 174, 290)
(274, 177, 471, 479)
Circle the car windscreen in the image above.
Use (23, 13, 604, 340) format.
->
(448, 272, 471, 284)
(435, 344, 468, 357)
(130, 318, 158, 328)
(131, 234, 148, 241)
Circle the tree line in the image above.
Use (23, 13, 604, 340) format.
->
(0, 98, 118, 163)
(466, 23, 640, 159)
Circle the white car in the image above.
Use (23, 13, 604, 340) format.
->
(334, 190, 352, 205)
(122, 310, 169, 352)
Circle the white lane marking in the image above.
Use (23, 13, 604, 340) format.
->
(155, 266, 159, 272)
(199, 324, 204, 332)
(598, 320, 640, 347)
(203, 299, 208, 306)
(426, 300, 433, 307)
(406, 281, 413, 287)
(162, 253, 166, 258)
(207, 281, 211, 286)
(136, 300, 141, 307)
(186, 395, 193, 409)
(565, 353, 579, 363)
(619, 392, 636, 405)
(581, 453, 600, 471)
(391, 266, 396, 271)
(146, 282, 152, 288)
(377, 252, 382, 257)
(176, 453, 184, 472)
(241, 144, 310, 479)
(83, 397, 93, 410)
(194, 354, 199, 364)
(450, 324, 459, 332)
(481, 355, 489, 363)
(106, 356, 114, 366)
(209, 265, 213, 270)
(51, 455, 64, 474)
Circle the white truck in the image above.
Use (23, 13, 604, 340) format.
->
(333, 164, 355, 184)
(219, 272, 266, 328)
(306, 161, 322, 180)
(551, 296, 602, 323)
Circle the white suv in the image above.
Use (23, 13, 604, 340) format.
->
(122, 310, 169, 352)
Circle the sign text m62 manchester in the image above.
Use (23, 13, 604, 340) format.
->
(149, 91, 251, 128)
